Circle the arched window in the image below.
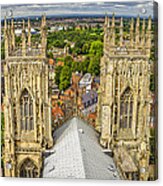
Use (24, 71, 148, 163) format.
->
(20, 89, 34, 131)
(120, 87, 133, 129)
(20, 158, 38, 178)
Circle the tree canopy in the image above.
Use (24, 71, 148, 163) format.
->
(88, 55, 101, 76)
(59, 65, 72, 91)
(89, 40, 103, 57)
(55, 66, 63, 86)
(47, 27, 103, 56)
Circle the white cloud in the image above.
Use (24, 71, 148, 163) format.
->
(136, 4, 144, 8)
(114, 4, 126, 8)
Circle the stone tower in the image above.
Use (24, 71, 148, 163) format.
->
(96, 14, 152, 180)
(3, 15, 53, 177)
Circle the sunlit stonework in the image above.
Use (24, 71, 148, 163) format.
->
(3, 15, 53, 177)
(96, 14, 152, 180)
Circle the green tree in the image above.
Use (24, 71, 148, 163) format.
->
(72, 47, 81, 56)
(64, 55, 73, 67)
(71, 61, 79, 72)
(15, 36, 21, 45)
(88, 55, 100, 76)
(47, 51, 54, 59)
(59, 66, 71, 91)
(31, 34, 40, 44)
(55, 66, 63, 86)
(89, 40, 103, 57)
(53, 39, 65, 48)
(80, 57, 90, 74)
(82, 43, 90, 54)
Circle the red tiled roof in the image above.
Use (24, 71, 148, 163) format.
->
(64, 88, 75, 97)
(88, 113, 97, 120)
(49, 58, 54, 65)
(57, 61, 64, 66)
(52, 105, 64, 117)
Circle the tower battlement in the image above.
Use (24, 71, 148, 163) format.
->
(4, 14, 47, 59)
(104, 14, 152, 58)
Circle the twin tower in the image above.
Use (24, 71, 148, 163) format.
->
(3, 15, 53, 177)
(96, 14, 153, 180)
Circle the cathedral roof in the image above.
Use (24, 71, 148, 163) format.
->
(43, 117, 119, 179)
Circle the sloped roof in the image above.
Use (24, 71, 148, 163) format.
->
(79, 73, 92, 85)
(49, 58, 55, 65)
(52, 105, 64, 117)
(94, 77, 100, 84)
(82, 90, 98, 104)
(88, 112, 97, 120)
(43, 117, 119, 180)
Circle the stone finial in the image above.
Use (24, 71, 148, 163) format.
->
(130, 18, 134, 47)
(11, 17, 15, 50)
(7, 22, 12, 53)
(4, 16, 9, 58)
(135, 16, 140, 46)
(41, 13, 46, 28)
(111, 13, 115, 46)
(22, 19, 25, 31)
(107, 16, 110, 28)
(27, 18, 31, 47)
(146, 16, 152, 57)
(147, 16, 151, 31)
(4, 16, 8, 33)
(119, 17, 123, 46)
(141, 19, 146, 46)
(142, 18, 146, 30)
(22, 19, 26, 56)
(112, 13, 115, 27)
(104, 12, 108, 27)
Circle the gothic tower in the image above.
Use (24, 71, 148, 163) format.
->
(3, 15, 53, 177)
(96, 14, 152, 180)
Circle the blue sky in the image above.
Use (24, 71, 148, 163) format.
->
(1, 1, 154, 19)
